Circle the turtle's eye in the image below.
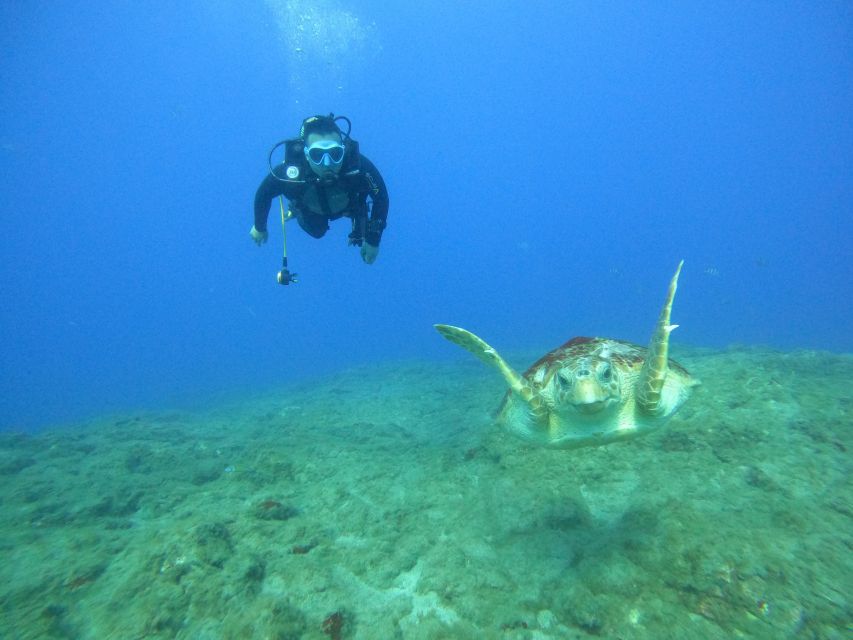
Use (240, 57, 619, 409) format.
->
(557, 372, 572, 389)
(599, 365, 612, 382)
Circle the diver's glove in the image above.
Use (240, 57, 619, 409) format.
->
(250, 225, 268, 246)
(360, 242, 379, 264)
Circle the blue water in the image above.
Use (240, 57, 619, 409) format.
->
(1, 1, 851, 430)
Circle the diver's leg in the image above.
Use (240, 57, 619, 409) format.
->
(296, 212, 330, 238)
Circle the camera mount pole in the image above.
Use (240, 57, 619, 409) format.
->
(277, 196, 298, 285)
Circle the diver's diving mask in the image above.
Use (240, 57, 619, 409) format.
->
(304, 140, 345, 166)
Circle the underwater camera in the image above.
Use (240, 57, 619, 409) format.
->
(277, 268, 298, 285)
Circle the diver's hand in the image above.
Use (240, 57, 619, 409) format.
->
(361, 242, 379, 264)
(250, 225, 268, 246)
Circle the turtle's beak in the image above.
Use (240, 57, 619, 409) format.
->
(574, 400, 608, 414)
(569, 379, 611, 414)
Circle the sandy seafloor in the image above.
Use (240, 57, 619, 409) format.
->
(0, 345, 850, 640)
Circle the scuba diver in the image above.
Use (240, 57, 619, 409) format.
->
(251, 114, 389, 283)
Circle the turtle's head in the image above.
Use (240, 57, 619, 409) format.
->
(552, 356, 622, 415)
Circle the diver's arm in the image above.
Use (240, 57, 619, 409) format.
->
(253, 171, 294, 233)
(359, 154, 389, 246)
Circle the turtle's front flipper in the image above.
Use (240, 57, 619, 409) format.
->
(637, 261, 683, 415)
(434, 324, 535, 402)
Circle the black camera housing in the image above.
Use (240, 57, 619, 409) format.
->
(277, 269, 298, 285)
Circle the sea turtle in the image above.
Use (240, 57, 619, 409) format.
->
(435, 261, 699, 449)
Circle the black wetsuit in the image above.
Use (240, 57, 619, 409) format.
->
(254, 150, 389, 247)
